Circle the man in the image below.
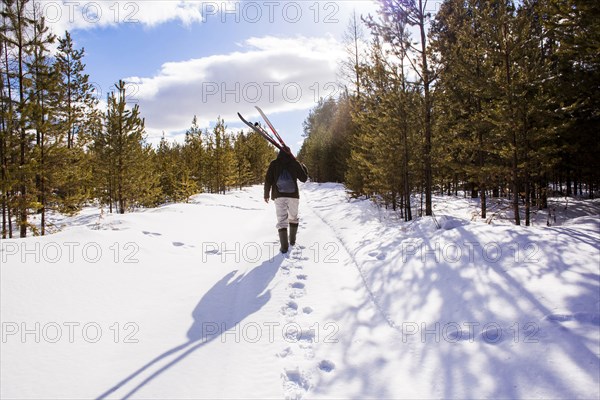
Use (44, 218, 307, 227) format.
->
(264, 146, 309, 253)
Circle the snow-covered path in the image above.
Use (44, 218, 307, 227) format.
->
(92, 186, 369, 399)
(0, 185, 375, 399)
(1, 183, 599, 399)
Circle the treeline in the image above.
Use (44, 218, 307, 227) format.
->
(299, 0, 599, 225)
(1, 0, 275, 238)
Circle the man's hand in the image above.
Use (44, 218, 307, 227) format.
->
(264, 197, 269, 204)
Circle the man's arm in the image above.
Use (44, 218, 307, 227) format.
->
(295, 161, 308, 183)
(264, 162, 275, 201)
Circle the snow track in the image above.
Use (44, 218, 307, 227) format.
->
(303, 191, 406, 336)
(275, 212, 345, 399)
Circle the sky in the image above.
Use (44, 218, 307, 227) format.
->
(35, 0, 443, 152)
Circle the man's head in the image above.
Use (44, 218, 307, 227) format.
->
(278, 146, 291, 159)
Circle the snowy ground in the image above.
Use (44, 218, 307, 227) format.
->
(1, 183, 599, 399)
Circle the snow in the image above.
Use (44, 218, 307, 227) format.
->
(1, 183, 599, 399)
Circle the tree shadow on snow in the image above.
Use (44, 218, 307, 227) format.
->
(313, 219, 599, 399)
(96, 256, 283, 399)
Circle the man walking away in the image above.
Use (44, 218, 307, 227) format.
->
(264, 146, 309, 254)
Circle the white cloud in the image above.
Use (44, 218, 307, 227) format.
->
(122, 35, 345, 141)
(33, 1, 207, 34)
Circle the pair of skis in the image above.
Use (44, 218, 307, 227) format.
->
(238, 106, 295, 160)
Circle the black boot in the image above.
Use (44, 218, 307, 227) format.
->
(289, 223, 299, 246)
(278, 228, 289, 254)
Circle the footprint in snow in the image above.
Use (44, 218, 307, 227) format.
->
(282, 367, 311, 398)
(296, 274, 307, 280)
(281, 301, 299, 317)
(302, 306, 313, 314)
(284, 325, 316, 344)
(368, 251, 387, 260)
(318, 360, 335, 373)
(298, 329, 315, 343)
(289, 254, 308, 263)
(277, 347, 293, 358)
(280, 264, 292, 275)
(142, 231, 162, 237)
(289, 281, 306, 299)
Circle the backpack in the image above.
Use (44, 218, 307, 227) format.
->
(276, 167, 296, 193)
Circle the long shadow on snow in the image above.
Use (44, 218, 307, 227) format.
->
(96, 256, 283, 399)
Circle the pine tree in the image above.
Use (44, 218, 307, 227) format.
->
(55, 31, 96, 149)
(543, 0, 600, 198)
(96, 80, 151, 213)
(511, 1, 558, 224)
(232, 131, 253, 189)
(367, 0, 435, 216)
(430, 0, 500, 219)
(1, 5, 16, 237)
(155, 134, 198, 203)
(27, 4, 58, 234)
(173, 167, 198, 203)
(2, 0, 36, 237)
(54, 30, 98, 212)
(245, 130, 277, 184)
(342, 31, 419, 218)
(300, 97, 337, 182)
(204, 117, 235, 194)
(155, 134, 177, 202)
(182, 115, 205, 191)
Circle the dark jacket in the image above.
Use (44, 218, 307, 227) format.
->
(264, 151, 309, 200)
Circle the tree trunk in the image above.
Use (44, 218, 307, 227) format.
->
(1, 39, 11, 239)
(479, 128, 486, 219)
(7, 194, 13, 238)
(418, 0, 433, 216)
(16, 1, 28, 237)
(525, 177, 531, 226)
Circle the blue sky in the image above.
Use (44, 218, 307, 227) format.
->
(38, 0, 384, 152)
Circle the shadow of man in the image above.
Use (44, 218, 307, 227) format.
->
(97, 255, 283, 399)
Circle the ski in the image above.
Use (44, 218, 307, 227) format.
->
(238, 110, 296, 159)
(237, 112, 282, 150)
(255, 106, 286, 148)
